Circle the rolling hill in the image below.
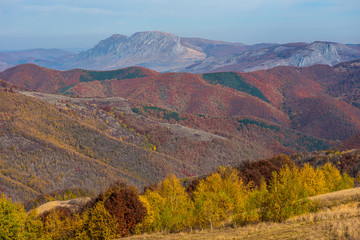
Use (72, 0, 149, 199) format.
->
(1, 61, 359, 141)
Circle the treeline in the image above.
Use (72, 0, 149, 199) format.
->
(0, 155, 356, 239)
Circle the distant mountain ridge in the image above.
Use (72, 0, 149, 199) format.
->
(189, 41, 360, 73)
(64, 31, 206, 72)
(1, 31, 360, 73)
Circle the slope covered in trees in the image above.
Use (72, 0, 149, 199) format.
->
(0, 89, 200, 202)
(1, 61, 359, 142)
(1, 85, 337, 203)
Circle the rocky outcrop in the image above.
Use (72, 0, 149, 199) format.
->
(64, 31, 206, 72)
(290, 42, 341, 67)
(188, 41, 360, 73)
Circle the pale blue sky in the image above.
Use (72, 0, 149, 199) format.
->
(0, 0, 359, 50)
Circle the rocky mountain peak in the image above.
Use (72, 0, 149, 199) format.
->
(68, 31, 206, 71)
(124, 31, 186, 57)
(290, 41, 341, 67)
(79, 34, 127, 58)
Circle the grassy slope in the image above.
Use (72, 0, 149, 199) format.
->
(123, 188, 360, 240)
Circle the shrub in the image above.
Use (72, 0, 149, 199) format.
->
(132, 107, 140, 113)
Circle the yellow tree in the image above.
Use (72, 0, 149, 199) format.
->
(321, 162, 343, 192)
(246, 178, 268, 224)
(134, 190, 164, 233)
(157, 175, 194, 232)
(0, 194, 44, 240)
(86, 203, 119, 240)
(262, 165, 314, 222)
(299, 163, 327, 196)
(0, 194, 27, 239)
(193, 167, 249, 229)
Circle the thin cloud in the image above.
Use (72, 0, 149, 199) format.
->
(20, 4, 114, 15)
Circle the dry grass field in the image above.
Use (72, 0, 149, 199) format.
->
(310, 187, 360, 208)
(123, 188, 360, 240)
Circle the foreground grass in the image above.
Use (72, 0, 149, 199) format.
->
(124, 188, 360, 240)
(310, 186, 360, 208)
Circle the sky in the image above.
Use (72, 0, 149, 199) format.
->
(0, 0, 359, 50)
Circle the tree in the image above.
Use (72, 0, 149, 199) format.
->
(157, 175, 194, 232)
(0, 194, 27, 239)
(298, 163, 327, 196)
(193, 167, 249, 228)
(321, 162, 346, 192)
(236, 154, 294, 187)
(86, 203, 119, 240)
(134, 190, 164, 233)
(96, 181, 147, 236)
(245, 178, 268, 224)
(261, 165, 315, 222)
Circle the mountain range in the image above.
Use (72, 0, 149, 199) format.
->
(1, 31, 360, 73)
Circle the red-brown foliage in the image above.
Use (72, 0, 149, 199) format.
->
(235, 154, 295, 187)
(95, 181, 147, 237)
(99, 105, 111, 112)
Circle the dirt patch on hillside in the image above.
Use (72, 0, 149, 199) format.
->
(35, 197, 92, 215)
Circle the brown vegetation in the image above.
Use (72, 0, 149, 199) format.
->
(96, 181, 147, 236)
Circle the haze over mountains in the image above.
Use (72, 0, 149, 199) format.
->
(1, 31, 360, 73)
